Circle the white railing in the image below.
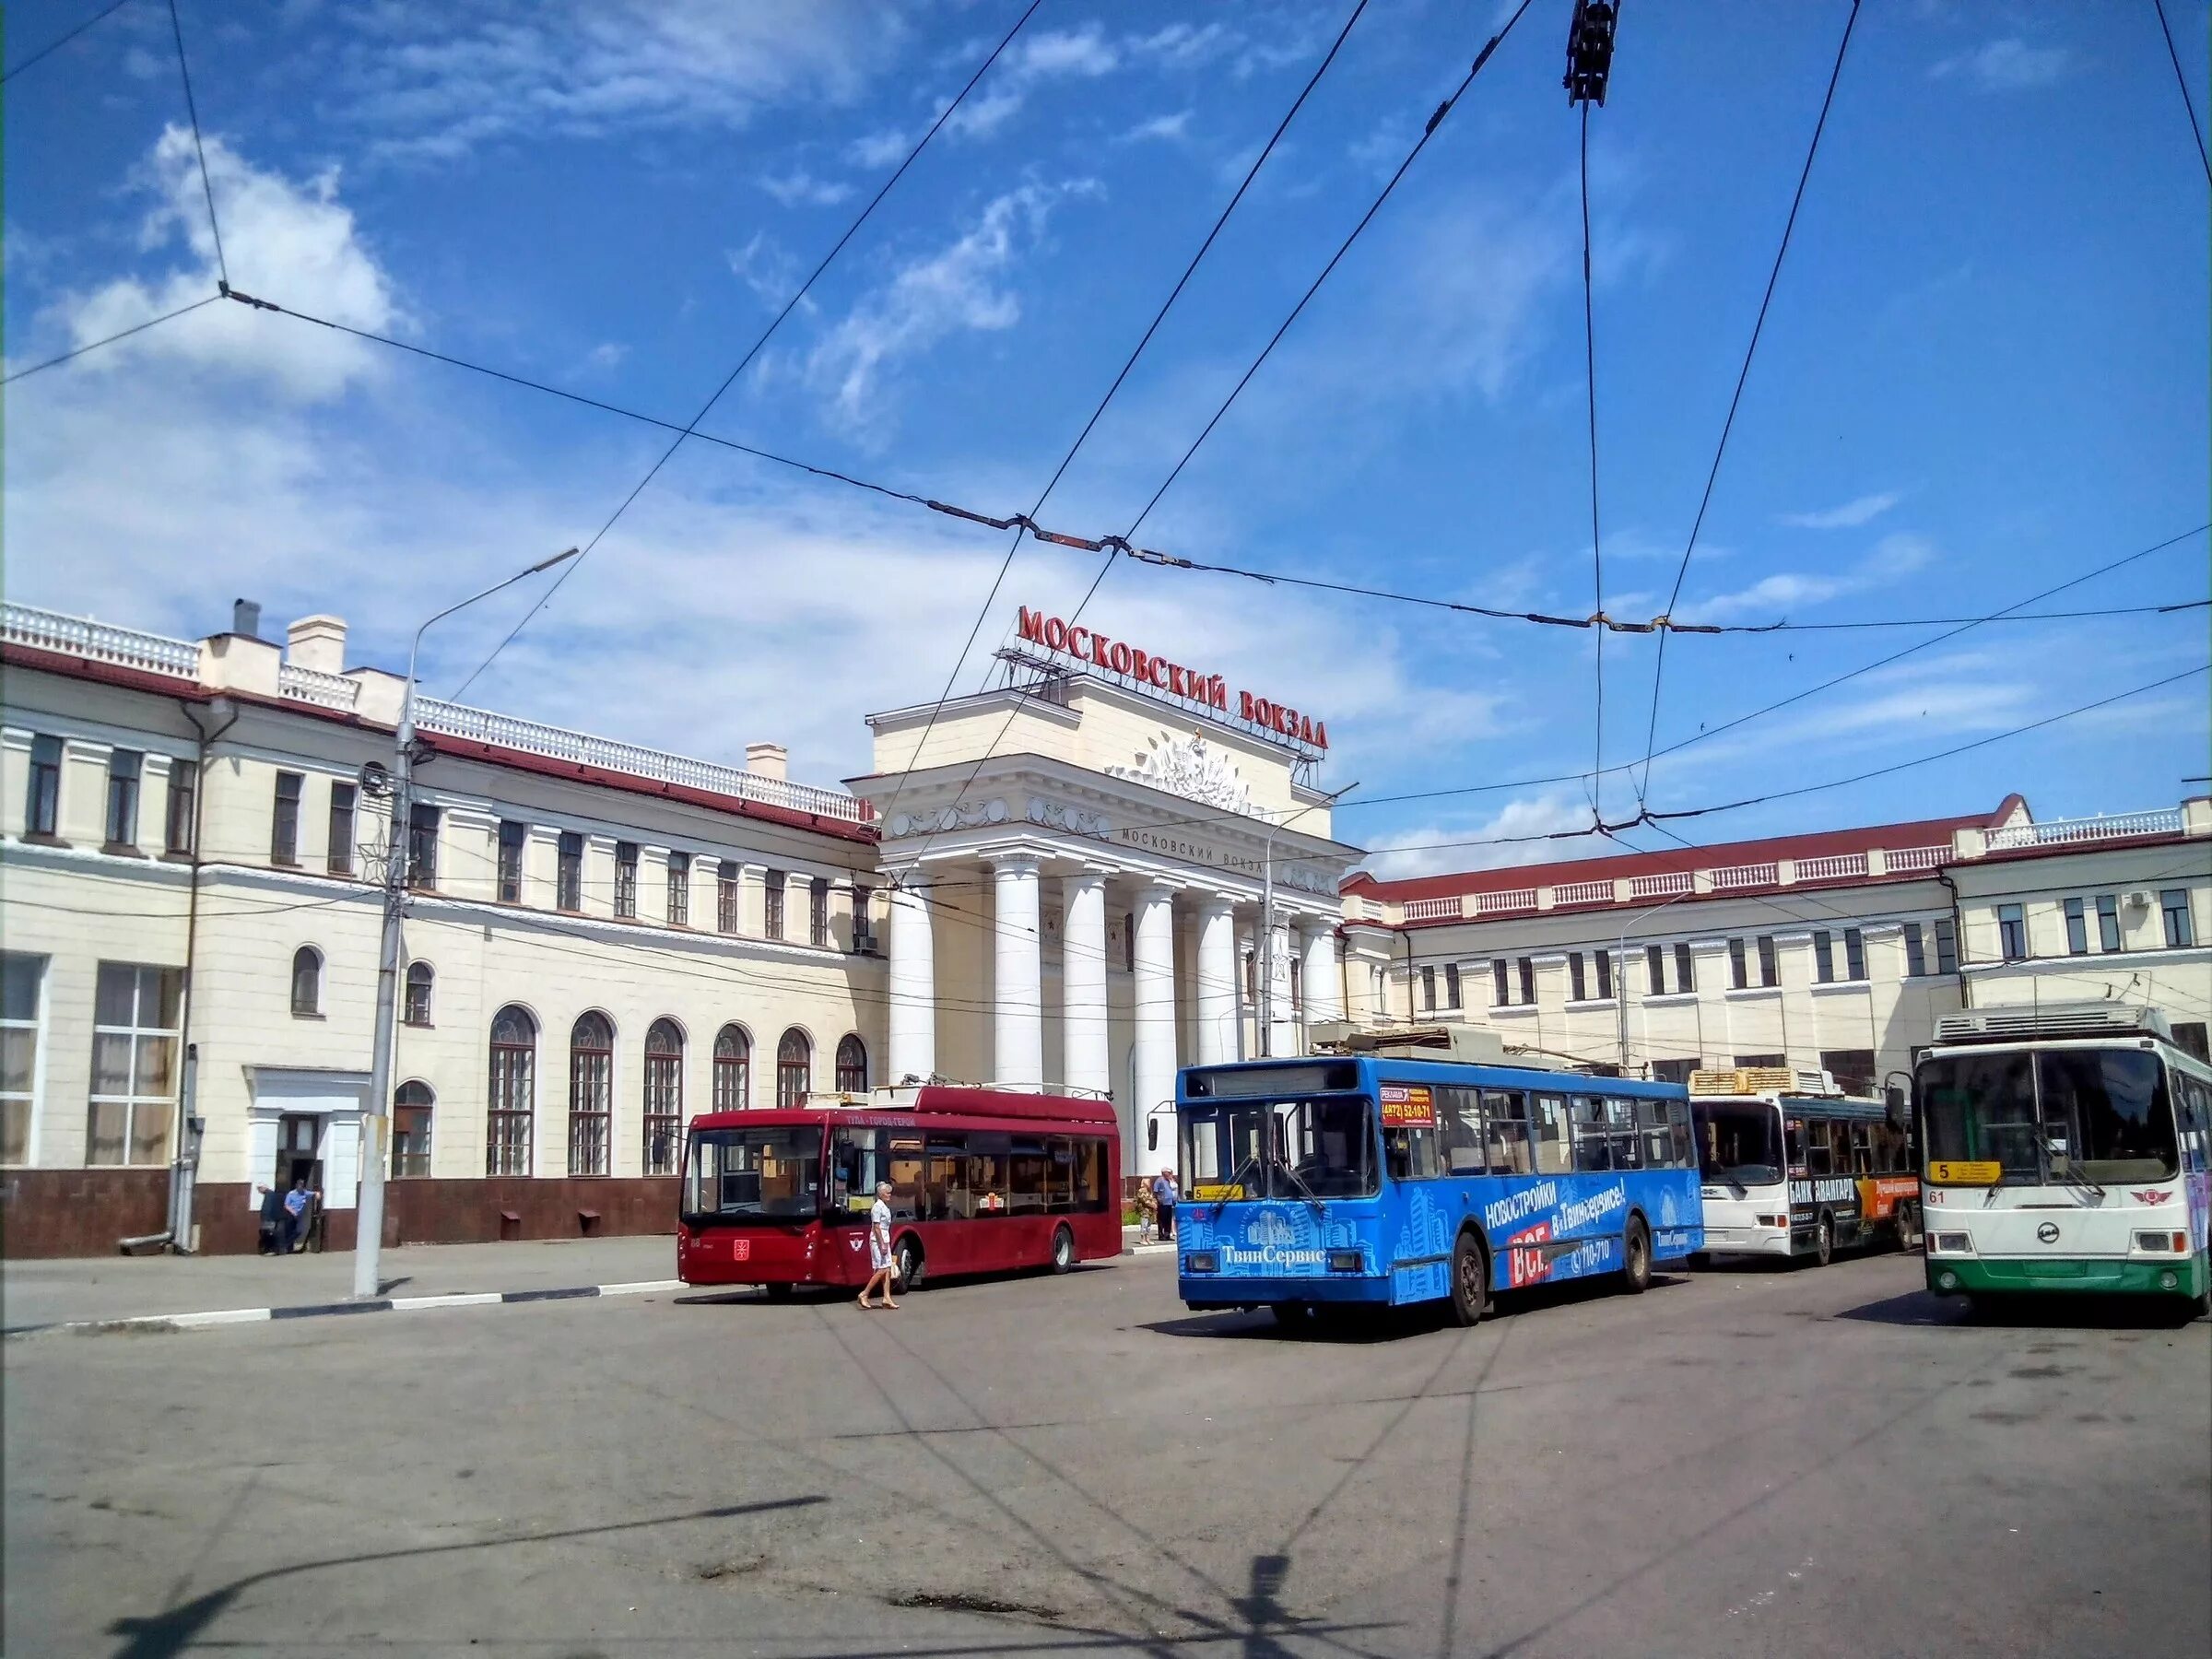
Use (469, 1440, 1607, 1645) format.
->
(1553, 878, 1614, 906)
(1476, 888, 1537, 915)
(1712, 862, 1777, 889)
(278, 663, 360, 711)
(1628, 871, 1691, 900)
(1404, 897, 1463, 922)
(1797, 852, 1868, 882)
(1989, 809, 2184, 850)
(4, 602, 198, 678)
(1885, 844, 1947, 872)
(414, 697, 871, 823)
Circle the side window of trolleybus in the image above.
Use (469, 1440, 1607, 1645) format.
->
(1606, 1097, 1641, 1170)
(1483, 1090, 1535, 1175)
(1571, 1097, 1611, 1171)
(1535, 1094, 1571, 1173)
(1442, 1087, 1483, 1173)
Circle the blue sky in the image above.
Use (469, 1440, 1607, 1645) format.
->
(6, 0, 2207, 876)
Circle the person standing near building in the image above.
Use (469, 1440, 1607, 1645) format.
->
(280, 1178, 319, 1253)
(1134, 1176, 1157, 1245)
(858, 1181, 900, 1310)
(1151, 1167, 1180, 1244)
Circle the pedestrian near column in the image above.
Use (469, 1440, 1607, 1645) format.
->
(280, 1178, 319, 1254)
(1152, 1167, 1180, 1244)
(1134, 1177, 1157, 1245)
(858, 1181, 900, 1310)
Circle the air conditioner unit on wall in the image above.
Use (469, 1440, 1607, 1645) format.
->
(2124, 891, 2153, 912)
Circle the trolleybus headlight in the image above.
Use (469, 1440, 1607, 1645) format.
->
(1185, 1251, 1218, 1274)
(1936, 1269, 1959, 1291)
(2159, 1271, 2179, 1291)
(1328, 1250, 1364, 1273)
(1932, 1232, 1972, 1254)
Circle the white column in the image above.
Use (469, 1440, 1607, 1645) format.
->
(1062, 870, 1111, 1099)
(1195, 894, 1238, 1065)
(1132, 882, 1179, 1169)
(1300, 920, 1342, 1041)
(992, 855, 1044, 1088)
(1265, 920, 1297, 1059)
(887, 876, 935, 1084)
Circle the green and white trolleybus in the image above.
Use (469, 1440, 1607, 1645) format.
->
(1917, 1003, 2211, 1313)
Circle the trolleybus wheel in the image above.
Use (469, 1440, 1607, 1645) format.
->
(896, 1236, 925, 1292)
(1050, 1224, 1076, 1275)
(1448, 1232, 1489, 1327)
(1814, 1214, 1834, 1269)
(1622, 1218, 1652, 1295)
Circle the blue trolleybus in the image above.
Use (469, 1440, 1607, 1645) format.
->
(1173, 1053, 1704, 1326)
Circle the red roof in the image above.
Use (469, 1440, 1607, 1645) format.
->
(1346, 797, 2027, 905)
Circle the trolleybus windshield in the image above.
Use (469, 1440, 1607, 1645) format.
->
(682, 1126, 823, 1220)
(1920, 1048, 2179, 1184)
(1698, 1100, 1783, 1190)
(1181, 1095, 1375, 1202)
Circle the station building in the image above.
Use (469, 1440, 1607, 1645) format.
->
(4, 594, 2205, 1256)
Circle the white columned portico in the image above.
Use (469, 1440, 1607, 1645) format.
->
(1131, 881, 1179, 1167)
(1265, 918, 1297, 1058)
(992, 854, 1044, 1088)
(1300, 919, 1341, 1038)
(1194, 894, 1238, 1065)
(1062, 869, 1112, 1099)
(887, 877, 936, 1083)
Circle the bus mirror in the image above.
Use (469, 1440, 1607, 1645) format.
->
(1147, 1120, 1159, 1151)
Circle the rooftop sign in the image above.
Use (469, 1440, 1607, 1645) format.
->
(1017, 606, 1328, 751)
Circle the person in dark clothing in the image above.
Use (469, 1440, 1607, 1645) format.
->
(280, 1179, 320, 1253)
(255, 1185, 286, 1255)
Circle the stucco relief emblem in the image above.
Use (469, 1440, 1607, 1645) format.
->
(887, 798, 1009, 838)
(1024, 798, 1113, 838)
(1110, 733, 1253, 815)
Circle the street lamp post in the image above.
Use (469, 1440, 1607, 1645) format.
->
(353, 548, 578, 1301)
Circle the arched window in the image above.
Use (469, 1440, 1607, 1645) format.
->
(835, 1033, 868, 1093)
(393, 1080, 433, 1179)
(404, 960, 434, 1027)
(290, 947, 322, 1017)
(776, 1028, 811, 1108)
(487, 1005, 536, 1176)
(712, 1024, 751, 1112)
(568, 1011, 614, 1176)
(643, 1018, 683, 1176)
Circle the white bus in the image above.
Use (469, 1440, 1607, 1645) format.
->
(1918, 1003, 2211, 1314)
(1691, 1067, 1919, 1266)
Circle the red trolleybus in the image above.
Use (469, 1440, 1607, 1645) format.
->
(677, 1085, 1123, 1294)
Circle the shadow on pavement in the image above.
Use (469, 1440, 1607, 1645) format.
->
(1840, 1287, 2205, 1331)
(1138, 1270, 1689, 1342)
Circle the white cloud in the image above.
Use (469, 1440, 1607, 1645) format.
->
(37, 126, 396, 402)
(758, 168, 854, 207)
(845, 127, 911, 168)
(1931, 39, 2072, 91)
(1019, 25, 1118, 77)
(582, 342, 627, 371)
(1116, 111, 1192, 145)
(1357, 794, 1596, 880)
(1678, 533, 1937, 624)
(944, 23, 1120, 139)
(726, 231, 806, 312)
(804, 182, 1094, 437)
(1779, 491, 1900, 530)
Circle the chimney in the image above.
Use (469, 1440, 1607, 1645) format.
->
(232, 598, 263, 639)
(286, 615, 348, 676)
(745, 741, 788, 781)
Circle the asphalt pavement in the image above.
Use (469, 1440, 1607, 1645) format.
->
(5, 1248, 2206, 1657)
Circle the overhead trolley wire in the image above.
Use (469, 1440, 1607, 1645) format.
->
(166, 0, 228, 290)
(2, 0, 137, 82)
(1579, 97, 1606, 819)
(1636, 0, 1861, 805)
(2152, 0, 2211, 184)
(441, 0, 1047, 705)
(1, 291, 222, 384)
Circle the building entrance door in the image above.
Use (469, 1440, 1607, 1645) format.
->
(274, 1112, 324, 1193)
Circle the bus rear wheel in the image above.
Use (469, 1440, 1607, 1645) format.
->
(1621, 1218, 1652, 1295)
(895, 1236, 925, 1292)
(1448, 1232, 1489, 1327)
(1813, 1214, 1835, 1268)
(1893, 1200, 1922, 1253)
(1050, 1224, 1076, 1275)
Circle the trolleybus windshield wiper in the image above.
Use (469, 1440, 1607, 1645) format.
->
(1212, 1155, 1263, 1218)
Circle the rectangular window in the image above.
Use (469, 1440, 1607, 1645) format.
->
(2096, 894, 2121, 952)
(1674, 942, 1695, 994)
(497, 820, 526, 903)
(1813, 931, 1836, 983)
(1595, 949, 1613, 1000)
(2162, 889, 2194, 947)
(1904, 923, 1927, 978)
(26, 735, 62, 837)
(557, 831, 583, 912)
(164, 759, 197, 854)
(763, 871, 785, 940)
(407, 803, 440, 890)
(809, 877, 830, 947)
(1492, 959, 1510, 1007)
(718, 860, 741, 934)
(1935, 916, 1959, 974)
(852, 887, 875, 951)
(326, 782, 356, 876)
(1444, 962, 1462, 1010)
(1651, 1058, 1697, 1086)
(1569, 952, 1587, 1003)
(1420, 966, 1436, 1011)
(1758, 934, 1779, 987)
(1820, 1049, 1877, 1096)
(1517, 958, 1535, 1006)
(1735, 1053, 1785, 1068)
(1729, 937, 1747, 990)
(2173, 1022, 2210, 1064)
(667, 852, 690, 925)
(1843, 928, 1865, 982)
(2064, 898, 2088, 956)
(1646, 944, 1666, 996)
(1997, 903, 2028, 961)
(2, 953, 43, 1165)
(614, 841, 639, 918)
(87, 963, 182, 1167)
(271, 771, 302, 864)
(104, 749, 142, 847)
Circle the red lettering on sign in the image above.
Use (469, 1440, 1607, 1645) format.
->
(1043, 617, 1068, 651)
(1013, 606, 1326, 747)
(1017, 606, 1045, 645)
(1090, 631, 1110, 667)
(1108, 641, 1132, 675)
(1240, 690, 1257, 723)
(1167, 663, 1187, 697)
(1129, 647, 1151, 682)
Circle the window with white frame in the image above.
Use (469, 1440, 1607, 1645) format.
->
(26, 735, 63, 837)
(2, 953, 44, 1165)
(1997, 904, 2028, 961)
(290, 947, 323, 1017)
(2162, 889, 2195, 948)
(88, 963, 182, 1166)
(105, 749, 142, 847)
